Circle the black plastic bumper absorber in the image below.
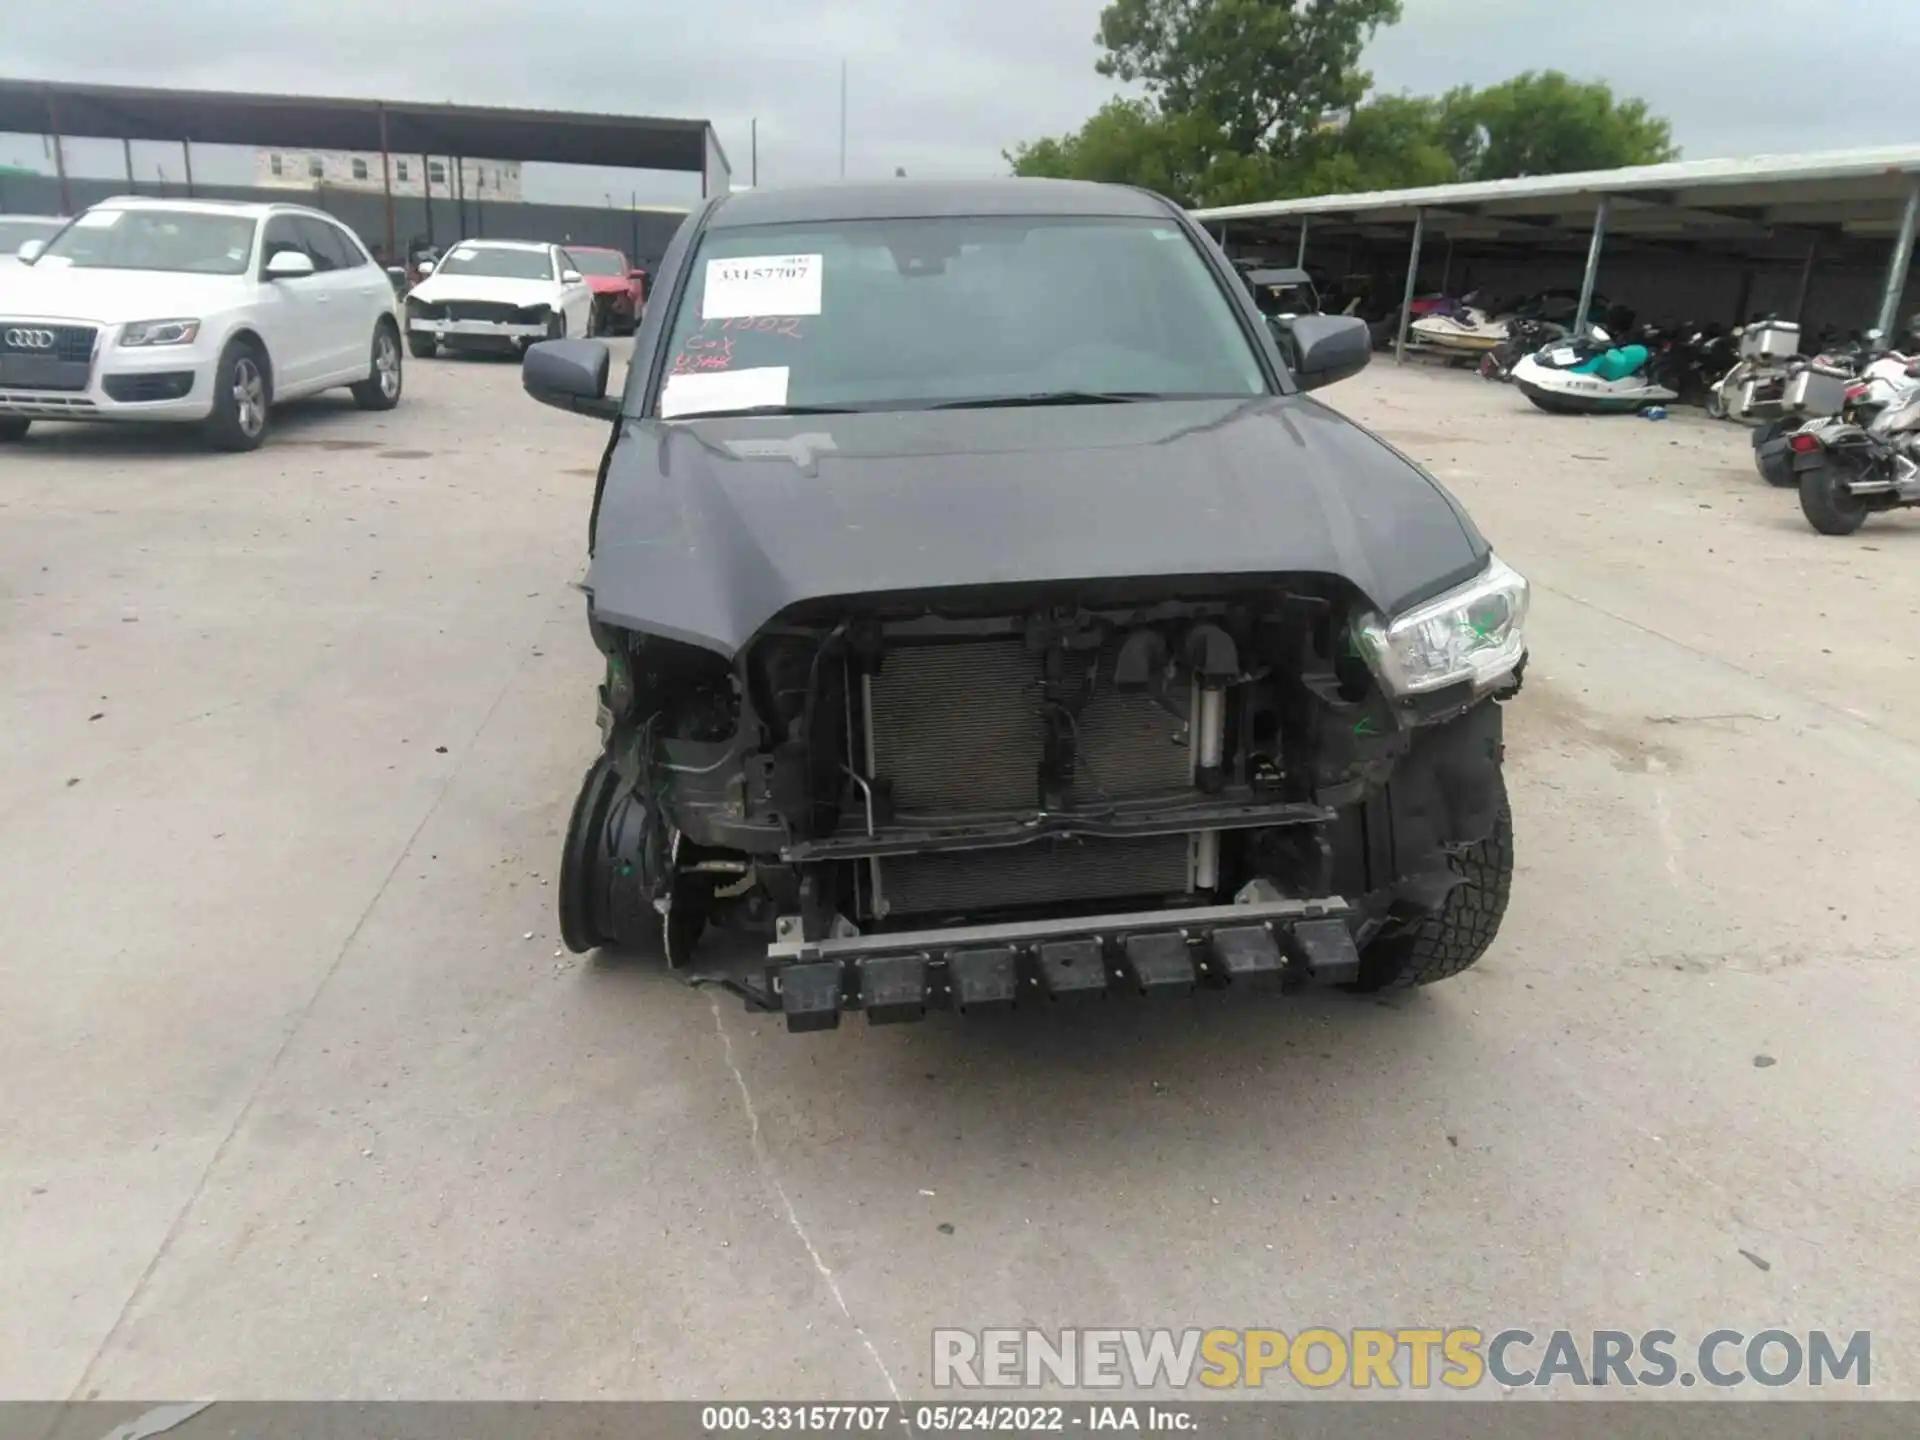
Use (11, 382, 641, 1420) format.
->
(948, 946, 1020, 1014)
(780, 961, 844, 1032)
(858, 954, 931, 1025)
(1287, 916, 1361, 982)
(760, 894, 1355, 1030)
(1209, 924, 1286, 982)
(1119, 931, 1197, 994)
(1036, 937, 1109, 999)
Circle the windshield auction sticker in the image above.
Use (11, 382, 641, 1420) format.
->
(701, 254, 823, 320)
(660, 365, 791, 418)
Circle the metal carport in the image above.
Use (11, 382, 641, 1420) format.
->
(0, 77, 727, 261)
(1191, 146, 1920, 363)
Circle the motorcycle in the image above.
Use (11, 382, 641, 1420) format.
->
(1787, 386, 1920, 535)
(1707, 317, 1807, 422)
(1753, 326, 1920, 485)
(1509, 326, 1680, 415)
(1654, 321, 1736, 406)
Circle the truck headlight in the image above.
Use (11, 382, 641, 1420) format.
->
(118, 319, 201, 347)
(1351, 554, 1529, 697)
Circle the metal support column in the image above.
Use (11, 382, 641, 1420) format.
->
(1573, 196, 1610, 337)
(181, 140, 194, 197)
(1394, 210, 1425, 365)
(1791, 230, 1821, 333)
(1296, 218, 1310, 268)
(377, 105, 396, 264)
(421, 153, 433, 246)
(454, 157, 466, 239)
(122, 138, 136, 193)
(751, 117, 759, 187)
(1874, 176, 1920, 340)
(46, 91, 70, 215)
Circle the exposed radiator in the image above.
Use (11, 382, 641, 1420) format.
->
(879, 836, 1192, 917)
(866, 639, 1191, 815)
(864, 639, 1197, 917)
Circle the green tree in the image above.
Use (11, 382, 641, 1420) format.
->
(1007, 100, 1213, 206)
(1440, 71, 1680, 180)
(1005, 11, 1680, 209)
(1095, 0, 1403, 156)
(1007, 100, 1290, 208)
(1283, 94, 1461, 196)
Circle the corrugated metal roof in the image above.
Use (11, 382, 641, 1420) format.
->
(1191, 145, 1920, 230)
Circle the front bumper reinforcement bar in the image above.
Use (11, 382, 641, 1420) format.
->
(751, 895, 1358, 1031)
(781, 798, 1334, 863)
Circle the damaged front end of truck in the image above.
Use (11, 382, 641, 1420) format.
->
(559, 558, 1525, 1031)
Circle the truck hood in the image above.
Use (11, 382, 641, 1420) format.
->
(0, 264, 242, 325)
(410, 274, 559, 307)
(582, 275, 635, 295)
(587, 395, 1489, 657)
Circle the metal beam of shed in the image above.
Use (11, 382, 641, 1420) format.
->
(1395, 210, 1425, 365)
(0, 77, 716, 175)
(1573, 199, 1611, 337)
(1875, 178, 1920, 338)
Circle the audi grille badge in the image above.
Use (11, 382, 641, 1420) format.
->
(4, 328, 57, 350)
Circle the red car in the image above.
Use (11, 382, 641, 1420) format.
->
(564, 246, 648, 336)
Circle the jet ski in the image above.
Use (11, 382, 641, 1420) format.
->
(1510, 327, 1679, 415)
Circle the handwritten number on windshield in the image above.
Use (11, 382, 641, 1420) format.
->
(668, 316, 805, 374)
(710, 316, 805, 336)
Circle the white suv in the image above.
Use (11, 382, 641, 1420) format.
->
(0, 197, 403, 450)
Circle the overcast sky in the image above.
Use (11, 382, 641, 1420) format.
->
(6, 0, 1920, 205)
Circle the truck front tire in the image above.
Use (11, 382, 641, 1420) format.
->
(1352, 785, 1513, 991)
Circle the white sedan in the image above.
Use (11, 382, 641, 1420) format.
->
(0, 197, 403, 450)
(403, 240, 594, 357)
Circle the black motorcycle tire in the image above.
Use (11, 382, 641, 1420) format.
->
(1797, 463, 1870, 536)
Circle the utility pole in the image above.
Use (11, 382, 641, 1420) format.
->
(751, 117, 758, 187)
(838, 61, 847, 179)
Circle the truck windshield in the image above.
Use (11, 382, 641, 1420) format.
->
(649, 214, 1267, 417)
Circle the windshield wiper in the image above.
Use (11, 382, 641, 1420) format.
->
(666, 403, 864, 420)
(929, 391, 1163, 409)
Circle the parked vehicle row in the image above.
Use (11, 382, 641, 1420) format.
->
(1, 196, 403, 450)
(0, 198, 660, 447)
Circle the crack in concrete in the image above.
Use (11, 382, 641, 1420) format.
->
(708, 997, 904, 1403)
